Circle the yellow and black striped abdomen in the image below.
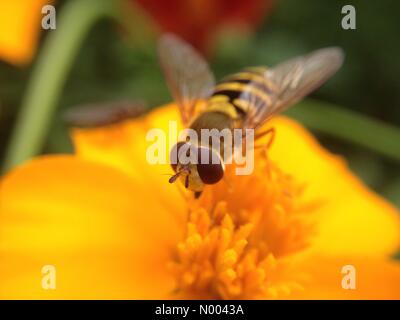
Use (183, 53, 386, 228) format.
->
(206, 67, 275, 121)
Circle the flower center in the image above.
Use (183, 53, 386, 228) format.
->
(169, 152, 319, 299)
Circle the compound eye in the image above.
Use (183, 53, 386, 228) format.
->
(196, 147, 224, 184)
(169, 142, 194, 172)
(170, 142, 186, 172)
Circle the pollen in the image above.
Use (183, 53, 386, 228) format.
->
(169, 151, 320, 299)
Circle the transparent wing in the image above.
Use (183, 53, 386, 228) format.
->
(242, 47, 344, 129)
(63, 101, 146, 128)
(158, 33, 215, 125)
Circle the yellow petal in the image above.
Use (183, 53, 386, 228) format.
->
(0, 156, 184, 298)
(267, 116, 400, 257)
(72, 106, 184, 209)
(289, 255, 400, 299)
(2, 104, 399, 299)
(0, 0, 52, 65)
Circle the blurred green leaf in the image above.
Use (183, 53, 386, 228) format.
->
(287, 99, 400, 162)
(382, 178, 400, 208)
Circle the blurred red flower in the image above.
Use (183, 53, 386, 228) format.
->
(134, 0, 274, 54)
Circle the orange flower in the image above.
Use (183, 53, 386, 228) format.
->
(0, 0, 53, 65)
(134, 0, 274, 53)
(0, 104, 399, 299)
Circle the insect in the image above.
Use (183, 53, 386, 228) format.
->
(158, 33, 344, 198)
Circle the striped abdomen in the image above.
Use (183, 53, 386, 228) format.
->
(206, 67, 276, 122)
(189, 67, 276, 150)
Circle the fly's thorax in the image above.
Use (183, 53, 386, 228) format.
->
(189, 111, 234, 133)
(189, 111, 237, 160)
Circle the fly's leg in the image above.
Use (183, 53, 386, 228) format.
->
(254, 127, 275, 179)
(254, 127, 276, 150)
(239, 127, 275, 159)
(194, 191, 202, 199)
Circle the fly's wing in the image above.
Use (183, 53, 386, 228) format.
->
(158, 33, 215, 125)
(242, 47, 344, 130)
(63, 101, 146, 128)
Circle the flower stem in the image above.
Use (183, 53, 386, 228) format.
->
(287, 100, 400, 162)
(2, 0, 118, 172)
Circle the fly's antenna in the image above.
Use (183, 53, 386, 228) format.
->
(169, 171, 183, 183)
(169, 166, 191, 184)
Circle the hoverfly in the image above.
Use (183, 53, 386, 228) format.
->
(159, 34, 344, 198)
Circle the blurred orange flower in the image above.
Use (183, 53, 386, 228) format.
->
(0, 0, 53, 65)
(0, 104, 399, 299)
(134, 0, 274, 53)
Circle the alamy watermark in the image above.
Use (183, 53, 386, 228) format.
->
(341, 5, 356, 30)
(41, 265, 56, 290)
(41, 5, 56, 30)
(341, 265, 356, 290)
